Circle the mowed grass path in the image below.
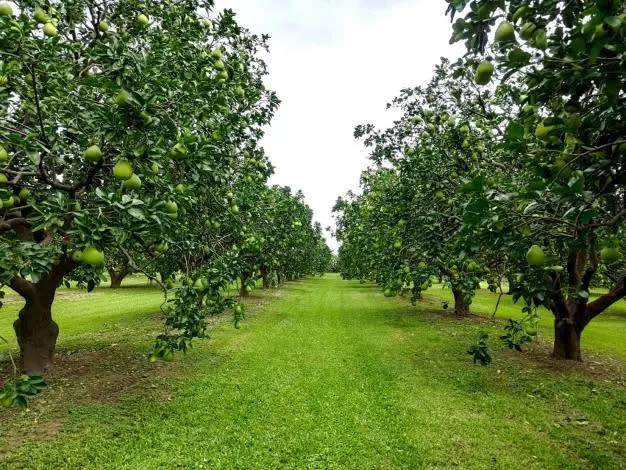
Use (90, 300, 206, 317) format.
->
(2, 275, 626, 468)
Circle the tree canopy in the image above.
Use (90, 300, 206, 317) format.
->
(335, 0, 626, 361)
(0, 0, 330, 375)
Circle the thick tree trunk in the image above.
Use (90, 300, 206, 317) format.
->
(261, 266, 271, 289)
(452, 286, 469, 318)
(13, 287, 58, 375)
(108, 269, 128, 289)
(9, 257, 77, 374)
(552, 318, 582, 361)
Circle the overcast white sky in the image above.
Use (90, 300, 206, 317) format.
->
(216, 0, 461, 252)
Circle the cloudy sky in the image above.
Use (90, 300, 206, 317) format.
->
(216, 0, 461, 251)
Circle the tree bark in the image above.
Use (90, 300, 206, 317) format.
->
(552, 317, 582, 361)
(13, 292, 58, 375)
(240, 271, 251, 297)
(277, 272, 284, 287)
(260, 266, 271, 289)
(10, 258, 76, 375)
(108, 268, 128, 289)
(452, 286, 469, 317)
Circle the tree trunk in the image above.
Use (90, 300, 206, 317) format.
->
(277, 272, 284, 287)
(10, 258, 77, 374)
(240, 271, 250, 297)
(452, 286, 469, 318)
(552, 318, 582, 361)
(261, 266, 271, 289)
(13, 286, 58, 375)
(109, 269, 128, 289)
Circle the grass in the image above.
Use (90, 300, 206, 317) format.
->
(0, 275, 165, 353)
(423, 284, 626, 360)
(1, 274, 625, 468)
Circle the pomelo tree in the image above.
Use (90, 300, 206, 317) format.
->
(211, 180, 331, 296)
(0, 0, 282, 374)
(446, 0, 626, 359)
(336, 60, 508, 316)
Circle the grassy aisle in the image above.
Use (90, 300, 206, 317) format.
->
(2, 275, 625, 468)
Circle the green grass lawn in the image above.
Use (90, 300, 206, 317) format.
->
(0, 275, 165, 353)
(1, 275, 625, 468)
(423, 284, 626, 360)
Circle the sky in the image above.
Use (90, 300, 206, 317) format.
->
(215, 0, 461, 252)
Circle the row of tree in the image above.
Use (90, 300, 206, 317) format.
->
(334, 0, 626, 361)
(0, 0, 331, 375)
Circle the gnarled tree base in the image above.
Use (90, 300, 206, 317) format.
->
(14, 306, 59, 375)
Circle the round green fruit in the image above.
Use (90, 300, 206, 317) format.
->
(34, 8, 49, 24)
(474, 61, 494, 86)
(2, 195, 14, 208)
(83, 145, 102, 163)
(113, 159, 133, 180)
(136, 14, 149, 26)
(393, 239, 402, 250)
(43, 23, 58, 37)
(0, 173, 8, 185)
(18, 188, 31, 200)
(82, 246, 105, 265)
(214, 59, 225, 70)
(72, 250, 83, 262)
(526, 245, 546, 266)
(495, 21, 515, 43)
(155, 242, 168, 253)
(0, 146, 8, 162)
(98, 21, 109, 32)
(151, 163, 159, 174)
(230, 204, 240, 215)
(601, 247, 621, 264)
(165, 201, 178, 213)
(175, 183, 185, 193)
(0, 3, 12, 16)
(122, 174, 141, 190)
(211, 49, 222, 59)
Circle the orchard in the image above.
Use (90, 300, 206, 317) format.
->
(1, 1, 625, 467)
(0, 0, 329, 378)
(336, 0, 626, 362)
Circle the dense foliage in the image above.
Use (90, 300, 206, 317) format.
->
(0, 0, 330, 377)
(335, 0, 626, 361)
